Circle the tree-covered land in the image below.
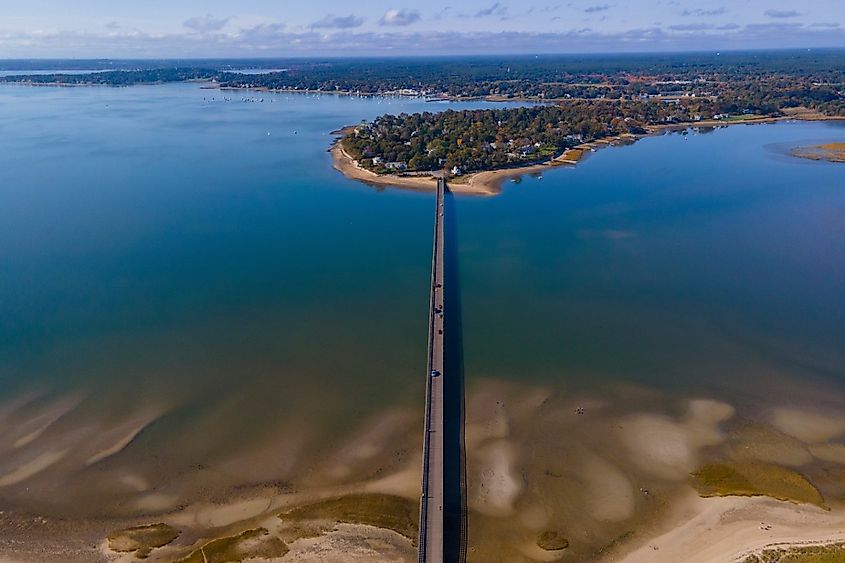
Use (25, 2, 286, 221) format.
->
(3, 51, 843, 115)
(4, 51, 843, 174)
(342, 103, 653, 174)
(339, 89, 834, 175)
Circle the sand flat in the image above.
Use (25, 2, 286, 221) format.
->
(86, 417, 159, 466)
(809, 443, 845, 464)
(470, 440, 521, 516)
(582, 453, 635, 522)
(771, 408, 845, 443)
(0, 450, 67, 487)
(618, 493, 845, 563)
(5, 394, 82, 449)
(283, 523, 414, 562)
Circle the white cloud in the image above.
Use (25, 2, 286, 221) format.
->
(312, 14, 365, 29)
(183, 14, 230, 34)
(681, 8, 727, 17)
(475, 3, 507, 17)
(765, 9, 801, 19)
(379, 9, 421, 26)
(2, 20, 844, 57)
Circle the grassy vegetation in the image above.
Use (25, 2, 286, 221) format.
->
(107, 523, 180, 559)
(818, 143, 845, 162)
(537, 530, 570, 551)
(742, 543, 845, 563)
(792, 142, 845, 162)
(561, 148, 585, 162)
(692, 463, 825, 507)
(279, 493, 418, 540)
(176, 528, 289, 563)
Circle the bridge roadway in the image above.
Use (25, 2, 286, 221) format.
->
(418, 177, 446, 562)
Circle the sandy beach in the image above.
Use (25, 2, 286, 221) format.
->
(331, 139, 593, 197)
(617, 493, 845, 563)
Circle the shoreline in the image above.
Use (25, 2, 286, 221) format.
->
(615, 492, 845, 563)
(332, 110, 845, 196)
(331, 134, 611, 197)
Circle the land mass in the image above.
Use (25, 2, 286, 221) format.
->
(4, 51, 843, 116)
(792, 142, 845, 163)
(331, 130, 591, 196)
(332, 108, 834, 195)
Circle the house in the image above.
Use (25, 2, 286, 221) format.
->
(451, 166, 463, 176)
(385, 161, 408, 171)
(372, 156, 384, 165)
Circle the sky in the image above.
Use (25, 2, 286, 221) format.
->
(1, 1, 844, 58)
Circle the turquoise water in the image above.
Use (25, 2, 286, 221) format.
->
(1, 83, 844, 511)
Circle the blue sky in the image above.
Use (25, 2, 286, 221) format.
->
(1, 1, 843, 57)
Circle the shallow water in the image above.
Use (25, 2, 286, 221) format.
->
(0, 83, 843, 517)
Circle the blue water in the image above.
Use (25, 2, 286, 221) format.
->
(0, 83, 844, 510)
(0, 84, 535, 457)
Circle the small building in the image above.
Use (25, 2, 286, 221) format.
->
(372, 156, 384, 165)
(451, 166, 463, 176)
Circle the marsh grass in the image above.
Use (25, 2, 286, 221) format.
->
(176, 528, 289, 563)
(107, 523, 180, 559)
(279, 493, 419, 540)
(692, 463, 825, 507)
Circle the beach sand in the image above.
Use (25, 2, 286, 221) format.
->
(330, 141, 589, 197)
(617, 493, 845, 563)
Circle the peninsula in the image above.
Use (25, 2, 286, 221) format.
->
(332, 104, 841, 195)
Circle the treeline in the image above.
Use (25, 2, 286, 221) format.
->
(343, 102, 658, 174)
(3, 52, 843, 109)
(0, 68, 218, 85)
(6, 64, 841, 117)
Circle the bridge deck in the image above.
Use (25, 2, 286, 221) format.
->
(419, 178, 446, 562)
